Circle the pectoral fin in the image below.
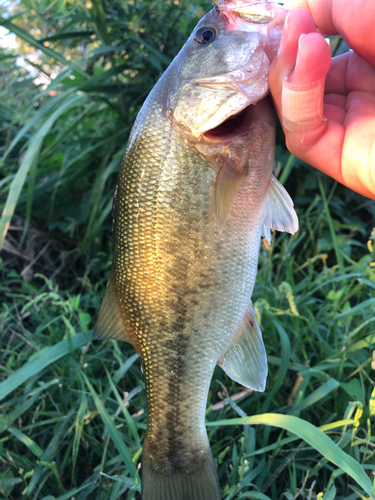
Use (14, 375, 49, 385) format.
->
(261, 174, 299, 234)
(215, 161, 246, 233)
(261, 225, 272, 245)
(94, 274, 131, 343)
(218, 304, 267, 392)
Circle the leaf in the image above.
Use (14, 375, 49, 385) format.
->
(6, 426, 44, 458)
(0, 475, 22, 496)
(107, 372, 141, 448)
(0, 93, 88, 250)
(319, 177, 344, 268)
(323, 485, 337, 500)
(72, 388, 87, 469)
(28, 412, 74, 493)
(370, 386, 375, 417)
(207, 413, 373, 495)
(237, 493, 272, 499)
(261, 321, 291, 412)
(341, 379, 365, 406)
(54, 483, 96, 500)
(289, 378, 340, 415)
(82, 372, 137, 478)
(39, 31, 95, 42)
(113, 353, 139, 384)
(0, 18, 89, 79)
(0, 332, 92, 401)
(0, 379, 59, 434)
(334, 298, 375, 319)
(1, 92, 70, 164)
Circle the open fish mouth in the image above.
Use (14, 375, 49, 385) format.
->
(203, 102, 257, 141)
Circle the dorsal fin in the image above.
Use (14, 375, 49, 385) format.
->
(261, 174, 299, 234)
(94, 274, 131, 343)
(218, 303, 267, 392)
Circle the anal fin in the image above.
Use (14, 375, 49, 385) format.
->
(94, 274, 130, 343)
(218, 303, 267, 392)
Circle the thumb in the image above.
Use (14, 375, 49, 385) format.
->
(269, 10, 331, 145)
(282, 32, 331, 134)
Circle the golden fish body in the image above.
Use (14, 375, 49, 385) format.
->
(95, 2, 296, 499)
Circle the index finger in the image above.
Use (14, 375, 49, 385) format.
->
(284, 0, 375, 67)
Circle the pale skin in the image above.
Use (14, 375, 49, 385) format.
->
(269, 0, 375, 199)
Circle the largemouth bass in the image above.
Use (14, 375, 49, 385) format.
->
(95, 1, 297, 499)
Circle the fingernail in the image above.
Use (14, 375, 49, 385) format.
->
(295, 33, 305, 68)
(278, 12, 291, 54)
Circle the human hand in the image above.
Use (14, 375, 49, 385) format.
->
(269, 0, 375, 199)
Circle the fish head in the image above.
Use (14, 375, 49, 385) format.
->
(169, 0, 287, 144)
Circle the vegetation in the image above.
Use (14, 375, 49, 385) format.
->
(1, 1, 375, 499)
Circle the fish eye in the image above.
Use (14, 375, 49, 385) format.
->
(194, 26, 217, 44)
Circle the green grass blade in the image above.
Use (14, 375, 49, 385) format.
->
(279, 154, 296, 186)
(0, 379, 59, 433)
(334, 297, 375, 319)
(323, 485, 336, 500)
(236, 493, 272, 500)
(27, 412, 74, 493)
(345, 333, 375, 354)
(113, 352, 139, 384)
(55, 483, 96, 500)
(0, 93, 69, 164)
(72, 389, 87, 470)
(207, 413, 372, 495)
(6, 426, 44, 458)
(261, 321, 291, 412)
(0, 332, 92, 401)
(82, 372, 137, 478)
(39, 31, 94, 42)
(0, 93, 88, 249)
(107, 372, 141, 448)
(0, 18, 89, 79)
(0, 477, 23, 490)
(318, 177, 344, 268)
(289, 378, 340, 415)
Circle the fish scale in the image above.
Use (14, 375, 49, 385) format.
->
(94, 2, 297, 499)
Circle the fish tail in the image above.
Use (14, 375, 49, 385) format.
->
(141, 448, 221, 500)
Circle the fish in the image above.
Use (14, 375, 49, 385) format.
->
(94, 1, 297, 499)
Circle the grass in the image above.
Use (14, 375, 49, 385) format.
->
(1, 213, 375, 499)
(1, 0, 375, 499)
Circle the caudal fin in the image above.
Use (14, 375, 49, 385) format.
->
(141, 448, 221, 500)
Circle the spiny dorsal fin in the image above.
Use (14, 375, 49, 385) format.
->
(218, 303, 267, 392)
(94, 275, 130, 343)
(261, 174, 299, 234)
(214, 160, 246, 233)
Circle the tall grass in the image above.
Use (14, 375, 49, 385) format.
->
(1, 1, 375, 499)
